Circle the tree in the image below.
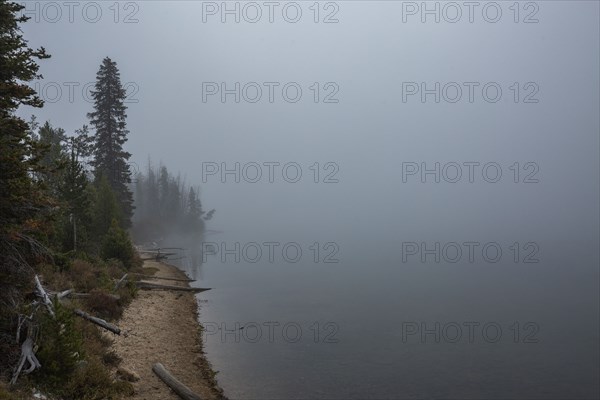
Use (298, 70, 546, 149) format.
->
(101, 219, 134, 269)
(0, 0, 51, 372)
(36, 121, 67, 192)
(92, 175, 122, 240)
(87, 57, 133, 228)
(55, 128, 93, 252)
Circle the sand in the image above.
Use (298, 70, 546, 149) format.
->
(111, 260, 225, 399)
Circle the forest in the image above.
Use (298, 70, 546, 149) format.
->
(0, 2, 212, 397)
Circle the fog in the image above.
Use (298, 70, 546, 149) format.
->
(17, 1, 599, 398)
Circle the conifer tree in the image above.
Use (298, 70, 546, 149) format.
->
(0, 0, 51, 369)
(87, 57, 134, 227)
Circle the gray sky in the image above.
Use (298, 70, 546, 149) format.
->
(17, 1, 599, 243)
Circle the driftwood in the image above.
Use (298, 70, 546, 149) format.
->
(70, 292, 121, 300)
(136, 282, 211, 293)
(74, 309, 121, 335)
(152, 363, 202, 400)
(129, 273, 195, 283)
(10, 337, 41, 385)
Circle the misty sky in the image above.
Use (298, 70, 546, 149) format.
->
(17, 1, 599, 247)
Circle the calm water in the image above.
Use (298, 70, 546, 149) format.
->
(176, 232, 599, 399)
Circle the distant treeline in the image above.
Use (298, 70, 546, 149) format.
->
(132, 162, 215, 244)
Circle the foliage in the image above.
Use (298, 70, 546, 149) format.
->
(87, 57, 134, 228)
(101, 219, 135, 269)
(132, 161, 215, 243)
(0, 0, 51, 382)
(35, 301, 83, 389)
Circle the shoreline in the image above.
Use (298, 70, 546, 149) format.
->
(111, 259, 225, 399)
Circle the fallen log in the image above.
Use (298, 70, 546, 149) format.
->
(70, 292, 121, 300)
(74, 309, 121, 335)
(152, 363, 202, 400)
(136, 282, 211, 293)
(129, 273, 195, 283)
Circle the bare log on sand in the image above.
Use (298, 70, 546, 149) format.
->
(152, 363, 202, 400)
(136, 282, 211, 293)
(74, 309, 121, 335)
(129, 273, 195, 283)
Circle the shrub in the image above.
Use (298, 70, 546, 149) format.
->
(101, 219, 134, 269)
(85, 289, 122, 321)
(35, 300, 83, 390)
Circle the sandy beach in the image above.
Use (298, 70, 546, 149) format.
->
(111, 260, 225, 399)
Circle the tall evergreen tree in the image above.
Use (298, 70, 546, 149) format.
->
(87, 57, 133, 228)
(56, 130, 93, 252)
(0, 0, 51, 369)
(0, 1, 51, 272)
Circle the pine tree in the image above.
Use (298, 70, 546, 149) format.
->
(0, 1, 51, 272)
(36, 121, 67, 192)
(0, 0, 51, 370)
(92, 175, 123, 240)
(56, 130, 93, 252)
(87, 57, 133, 228)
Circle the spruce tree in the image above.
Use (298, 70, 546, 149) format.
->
(87, 57, 134, 228)
(0, 0, 51, 369)
(0, 1, 50, 274)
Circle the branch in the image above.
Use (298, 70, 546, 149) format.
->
(34, 275, 54, 318)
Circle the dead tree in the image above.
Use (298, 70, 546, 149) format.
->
(10, 337, 41, 385)
(34, 275, 54, 317)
